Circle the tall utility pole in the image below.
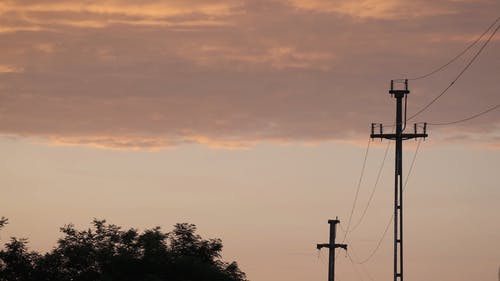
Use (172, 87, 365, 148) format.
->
(370, 79, 428, 281)
(317, 218, 348, 281)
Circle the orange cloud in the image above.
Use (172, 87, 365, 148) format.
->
(289, 0, 457, 19)
(44, 135, 255, 150)
(0, 64, 23, 73)
(0, 0, 498, 149)
(179, 45, 335, 71)
(0, 26, 44, 33)
(0, 1, 239, 18)
(0, 0, 239, 30)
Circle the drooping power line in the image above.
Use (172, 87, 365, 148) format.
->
(346, 250, 366, 281)
(351, 139, 422, 264)
(429, 103, 500, 126)
(344, 237, 375, 281)
(408, 16, 500, 81)
(349, 140, 391, 232)
(408, 22, 500, 121)
(340, 138, 371, 242)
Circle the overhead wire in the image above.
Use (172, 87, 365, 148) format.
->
(407, 16, 500, 81)
(349, 140, 391, 232)
(408, 21, 500, 121)
(346, 250, 366, 281)
(317, 250, 327, 265)
(354, 213, 392, 264)
(339, 138, 371, 242)
(350, 139, 423, 264)
(345, 237, 375, 281)
(428, 103, 500, 126)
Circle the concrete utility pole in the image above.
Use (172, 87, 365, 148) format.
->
(316, 218, 347, 281)
(370, 79, 428, 281)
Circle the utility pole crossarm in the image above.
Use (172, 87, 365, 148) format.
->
(370, 133, 428, 140)
(371, 121, 428, 140)
(316, 243, 348, 250)
(335, 244, 347, 250)
(316, 243, 330, 249)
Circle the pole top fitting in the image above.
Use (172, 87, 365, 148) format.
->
(389, 79, 410, 97)
(328, 219, 340, 225)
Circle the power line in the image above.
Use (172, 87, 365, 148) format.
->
(429, 103, 500, 126)
(340, 138, 371, 242)
(318, 249, 327, 265)
(345, 238, 375, 281)
(349, 140, 392, 232)
(346, 251, 366, 281)
(404, 139, 423, 194)
(351, 139, 423, 265)
(354, 215, 392, 264)
(408, 22, 500, 121)
(408, 16, 500, 81)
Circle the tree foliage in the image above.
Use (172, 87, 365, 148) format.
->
(0, 219, 247, 281)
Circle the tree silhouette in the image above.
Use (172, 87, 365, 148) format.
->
(0, 219, 247, 281)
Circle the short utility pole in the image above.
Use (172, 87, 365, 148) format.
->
(370, 79, 428, 281)
(317, 218, 348, 281)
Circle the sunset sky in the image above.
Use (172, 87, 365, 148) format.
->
(1, 1, 499, 280)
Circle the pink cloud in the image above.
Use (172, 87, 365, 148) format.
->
(0, 0, 499, 149)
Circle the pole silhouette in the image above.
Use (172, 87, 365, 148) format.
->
(370, 79, 428, 281)
(316, 218, 347, 281)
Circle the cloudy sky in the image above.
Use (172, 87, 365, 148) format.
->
(1, 1, 499, 281)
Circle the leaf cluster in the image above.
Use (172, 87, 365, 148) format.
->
(0, 219, 247, 281)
